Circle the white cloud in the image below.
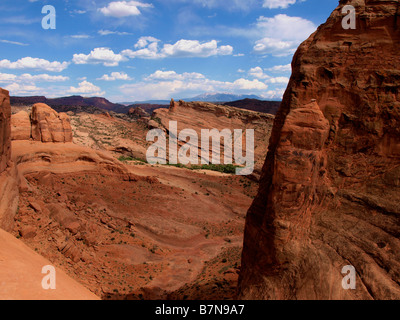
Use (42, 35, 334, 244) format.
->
(69, 81, 104, 96)
(70, 34, 91, 39)
(135, 36, 160, 48)
(145, 70, 205, 81)
(262, 0, 299, 9)
(122, 38, 233, 59)
(162, 40, 233, 58)
(97, 72, 133, 81)
(0, 40, 29, 46)
(0, 57, 69, 72)
(3, 73, 68, 82)
(3, 83, 42, 96)
(249, 67, 269, 79)
(248, 67, 289, 84)
(98, 30, 132, 36)
(252, 14, 316, 56)
(73, 48, 127, 67)
(120, 70, 268, 100)
(71, 10, 87, 14)
(267, 64, 292, 73)
(99, 1, 153, 18)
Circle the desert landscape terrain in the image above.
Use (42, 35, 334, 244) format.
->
(0, 0, 400, 301)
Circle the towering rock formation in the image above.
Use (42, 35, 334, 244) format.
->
(0, 89, 19, 230)
(31, 103, 73, 143)
(239, 0, 400, 300)
(11, 103, 73, 143)
(0, 89, 11, 172)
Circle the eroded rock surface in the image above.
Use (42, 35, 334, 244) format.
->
(239, 0, 400, 300)
(153, 99, 274, 175)
(11, 103, 73, 143)
(0, 89, 19, 231)
(0, 89, 11, 172)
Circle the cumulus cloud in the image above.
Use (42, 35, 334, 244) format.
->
(253, 14, 316, 56)
(145, 70, 205, 81)
(97, 72, 133, 81)
(99, 1, 153, 18)
(69, 81, 104, 96)
(120, 70, 268, 101)
(248, 67, 289, 84)
(0, 57, 69, 72)
(162, 40, 233, 58)
(0, 72, 68, 82)
(73, 48, 127, 67)
(4, 83, 42, 95)
(266, 64, 292, 73)
(122, 38, 233, 59)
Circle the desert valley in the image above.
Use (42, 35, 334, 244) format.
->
(1, 0, 400, 302)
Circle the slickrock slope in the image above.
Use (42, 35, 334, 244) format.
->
(239, 0, 400, 300)
(153, 99, 274, 174)
(0, 228, 99, 300)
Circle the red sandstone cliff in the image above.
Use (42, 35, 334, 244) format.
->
(239, 0, 400, 300)
(0, 89, 19, 230)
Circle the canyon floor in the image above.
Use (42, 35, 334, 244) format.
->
(8, 102, 267, 300)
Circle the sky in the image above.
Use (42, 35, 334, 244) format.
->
(0, 0, 339, 102)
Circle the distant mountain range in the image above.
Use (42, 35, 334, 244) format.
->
(187, 93, 264, 103)
(11, 94, 281, 115)
(11, 95, 126, 113)
(120, 93, 278, 105)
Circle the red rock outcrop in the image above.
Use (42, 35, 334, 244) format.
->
(11, 103, 73, 143)
(11, 111, 31, 141)
(30, 103, 73, 143)
(153, 99, 274, 175)
(239, 0, 400, 300)
(0, 89, 11, 172)
(0, 89, 19, 230)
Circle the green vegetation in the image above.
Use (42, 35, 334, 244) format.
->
(166, 163, 239, 174)
(118, 155, 147, 163)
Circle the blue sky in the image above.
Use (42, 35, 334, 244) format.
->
(0, 0, 338, 102)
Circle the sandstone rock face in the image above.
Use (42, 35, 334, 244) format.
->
(153, 99, 274, 175)
(239, 0, 400, 300)
(30, 103, 73, 143)
(0, 88, 11, 172)
(11, 111, 31, 141)
(128, 106, 149, 119)
(0, 88, 19, 231)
